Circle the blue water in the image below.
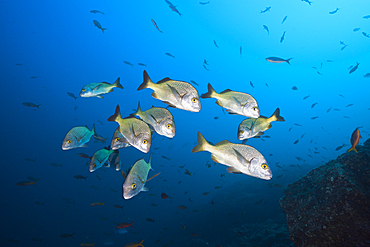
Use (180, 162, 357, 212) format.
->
(1, 0, 370, 246)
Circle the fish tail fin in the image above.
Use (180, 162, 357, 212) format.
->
(269, 108, 285, 122)
(101, 28, 107, 33)
(138, 239, 144, 247)
(107, 105, 121, 122)
(92, 243, 95, 247)
(201, 83, 217, 99)
(36, 104, 41, 108)
(92, 123, 97, 136)
(137, 70, 154, 91)
(71, 233, 75, 238)
(286, 58, 293, 65)
(347, 146, 358, 153)
(192, 132, 210, 153)
(113, 77, 123, 89)
(102, 202, 105, 206)
(130, 221, 135, 228)
(32, 179, 39, 186)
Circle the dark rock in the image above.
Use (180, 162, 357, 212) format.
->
(280, 139, 370, 247)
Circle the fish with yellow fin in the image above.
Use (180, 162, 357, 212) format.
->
(347, 128, 362, 153)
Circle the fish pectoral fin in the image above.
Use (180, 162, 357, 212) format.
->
(141, 187, 149, 192)
(97, 95, 104, 99)
(211, 154, 221, 163)
(149, 113, 159, 124)
(242, 139, 248, 144)
(227, 167, 242, 174)
(108, 88, 114, 93)
(233, 148, 250, 167)
(142, 172, 161, 183)
(266, 124, 272, 130)
(162, 101, 177, 108)
(255, 132, 264, 137)
(226, 110, 238, 115)
(80, 144, 88, 147)
(167, 84, 183, 101)
(93, 84, 102, 91)
(231, 96, 242, 106)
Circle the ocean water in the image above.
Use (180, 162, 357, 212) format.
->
(1, 0, 370, 246)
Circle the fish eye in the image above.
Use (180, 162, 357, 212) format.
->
(115, 137, 120, 142)
(131, 183, 136, 189)
(67, 140, 71, 144)
(253, 107, 258, 111)
(166, 124, 172, 129)
(93, 163, 96, 168)
(81, 89, 85, 92)
(192, 98, 198, 103)
(142, 140, 147, 144)
(261, 164, 268, 170)
(240, 130, 244, 134)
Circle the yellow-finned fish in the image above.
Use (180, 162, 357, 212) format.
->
(123, 239, 145, 247)
(110, 127, 130, 150)
(80, 77, 123, 99)
(137, 70, 201, 112)
(89, 147, 116, 172)
(347, 128, 362, 153)
(108, 105, 151, 153)
(201, 83, 260, 118)
(62, 124, 96, 150)
(238, 108, 285, 141)
(133, 102, 175, 138)
(192, 132, 272, 180)
(123, 157, 160, 199)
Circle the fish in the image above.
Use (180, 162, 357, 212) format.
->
(89, 147, 116, 172)
(349, 62, 360, 74)
(292, 86, 298, 90)
(281, 15, 287, 24)
(199, 1, 210, 4)
(203, 64, 209, 71)
(16, 180, 38, 186)
(311, 116, 319, 120)
(363, 15, 370, 19)
(30, 76, 38, 79)
(133, 103, 175, 138)
(138, 63, 146, 66)
(363, 32, 370, 38)
(266, 57, 292, 64)
(117, 221, 134, 228)
(107, 150, 121, 171)
(263, 25, 269, 34)
(238, 108, 285, 141)
(260, 7, 271, 13)
(161, 155, 171, 160)
(123, 239, 144, 247)
(151, 19, 163, 33)
(335, 144, 346, 151)
(146, 218, 155, 223)
(341, 44, 348, 51)
(303, 95, 310, 100)
(165, 52, 175, 58)
(80, 242, 95, 246)
(346, 104, 354, 107)
(123, 61, 133, 66)
(364, 73, 370, 78)
(78, 153, 92, 159)
(90, 201, 105, 206)
(122, 157, 160, 199)
(280, 31, 286, 43)
(294, 123, 302, 126)
(301, 0, 312, 5)
(74, 106, 78, 110)
(22, 102, 41, 108)
(201, 83, 259, 118)
(214, 40, 219, 48)
(347, 128, 362, 153)
(161, 192, 172, 199)
(93, 20, 107, 33)
(250, 81, 254, 88)
(90, 10, 104, 15)
(203, 192, 211, 195)
(329, 8, 339, 14)
(192, 132, 272, 180)
(137, 70, 201, 112)
(311, 102, 317, 108)
(339, 94, 345, 98)
(294, 140, 299, 144)
(178, 205, 187, 209)
(190, 80, 199, 87)
(240, 46, 242, 57)
(67, 92, 78, 100)
(74, 175, 87, 180)
(108, 105, 151, 153)
(60, 233, 75, 238)
(80, 77, 123, 99)
(110, 127, 130, 150)
(353, 27, 361, 32)
(62, 124, 96, 150)
(184, 169, 192, 176)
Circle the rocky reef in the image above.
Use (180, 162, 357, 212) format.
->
(280, 138, 370, 247)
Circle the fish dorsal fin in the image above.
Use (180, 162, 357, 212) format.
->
(220, 89, 232, 94)
(227, 167, 242, 174)
(215, 140, 231, 146)
(141, 172, 161, 183)
(157, 77, 171, 84)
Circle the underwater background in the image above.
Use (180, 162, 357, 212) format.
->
(1, 0, 370, 246)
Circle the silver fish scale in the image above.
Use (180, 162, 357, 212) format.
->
(215, 143, 265, 163)
(220, 91, 256, 106)
(121, 118, 150, 139)
(144, 107, 173, 122)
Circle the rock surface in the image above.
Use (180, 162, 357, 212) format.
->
(280, 138, 370, 247)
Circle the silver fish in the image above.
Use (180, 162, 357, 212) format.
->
(93, 20, 107, 33)
(110, 127, 130, 150)
(192, 132, 272, 180)
(89, 147, 115, 172)
(122, 157, 160, 199)
(62, 124, 96, 150)
(137, 70, 201, 112)
(133, 102, 175, 138)
(80, 77, 123, 99)
(201, 83, 260, 118)
(108, 105, 151, 153)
